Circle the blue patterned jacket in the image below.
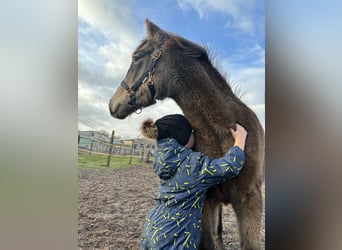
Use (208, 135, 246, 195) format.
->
(140, 138, 245, 250)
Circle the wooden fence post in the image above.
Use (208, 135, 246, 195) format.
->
(146, 150, 150, 162)
(89, 140, 94, 154)
(106, 130, 115, 167)
(129, 140, 134, 164)
(140, 144, 145, 163)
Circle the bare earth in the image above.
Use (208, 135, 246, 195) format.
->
(78, 164, 265, 250)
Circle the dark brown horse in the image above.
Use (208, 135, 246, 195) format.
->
(109, 19, 264, 250)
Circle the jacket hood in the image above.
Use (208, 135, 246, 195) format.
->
(153, 138, 187, 180)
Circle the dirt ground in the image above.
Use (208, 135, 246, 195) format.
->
(78, 164, 265, 250)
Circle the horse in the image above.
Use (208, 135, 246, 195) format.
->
(109, 19, 264, 250)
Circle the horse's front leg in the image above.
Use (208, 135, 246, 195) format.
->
(200, 194, 224, 250)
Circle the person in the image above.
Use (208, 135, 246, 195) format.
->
(139, 114, 247, 250)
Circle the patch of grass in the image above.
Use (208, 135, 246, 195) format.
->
(78, 151, 144, 169)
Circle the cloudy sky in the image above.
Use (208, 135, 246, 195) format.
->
(78, 0, 264, 138)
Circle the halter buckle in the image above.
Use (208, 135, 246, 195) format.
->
(152, 50, 162, 60)
(126, 89, 135, 97)
(135, 108, 142, 114)
(147, 68, 155, 83)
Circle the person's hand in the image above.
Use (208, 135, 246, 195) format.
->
(229, 123, 247, 150)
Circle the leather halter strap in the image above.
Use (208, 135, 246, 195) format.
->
(120, 50, 161, 110)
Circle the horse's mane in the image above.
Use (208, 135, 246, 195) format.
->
(163, 33, 245, 98)
(164, 33, 209, 60)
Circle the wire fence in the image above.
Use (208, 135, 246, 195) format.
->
(78, 133, 155, 166)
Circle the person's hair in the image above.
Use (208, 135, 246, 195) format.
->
(141, 114, 192, 146)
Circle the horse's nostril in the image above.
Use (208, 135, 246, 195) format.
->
(109, 107, 116, 117)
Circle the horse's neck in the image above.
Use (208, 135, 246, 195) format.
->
(172, 74, 239, 155)
(174, 71, 237, 126)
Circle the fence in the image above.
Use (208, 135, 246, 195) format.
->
(78, 132, 155, 166)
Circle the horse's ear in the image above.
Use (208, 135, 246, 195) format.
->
(145, 19, 167, 40)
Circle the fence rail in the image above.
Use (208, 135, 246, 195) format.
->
(78, 134, 155, 166)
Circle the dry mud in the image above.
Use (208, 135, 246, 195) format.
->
(78, 164, 265, 249)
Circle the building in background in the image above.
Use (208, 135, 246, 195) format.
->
(78, 130, 111, 149)
(78, 131, 156, 161)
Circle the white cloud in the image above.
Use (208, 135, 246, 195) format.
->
(178, 0, 259, 33)
(250, 104, 265, 129)
(78, 0, 265, 136)
(220, 52, 265, 129)
(78, 0, 141, 44)
(78, 1, 145, 136)
(98, 42, 133, 81)
(78, 1, 142, 87)
(79, 94, 183, 138)
(103, 99, 183, 138)
(231, 66, 264, 104)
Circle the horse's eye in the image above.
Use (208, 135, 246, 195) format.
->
(132, 55, 139, 63)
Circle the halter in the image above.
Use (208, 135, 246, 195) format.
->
(120, 49, 162, 113)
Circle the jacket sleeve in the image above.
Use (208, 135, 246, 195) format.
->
(195, 146, 245, 187)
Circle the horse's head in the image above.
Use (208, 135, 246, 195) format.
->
(109, 19, 171, 119)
